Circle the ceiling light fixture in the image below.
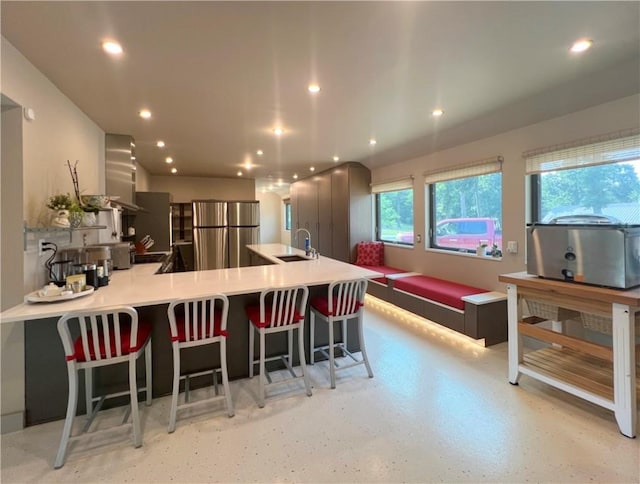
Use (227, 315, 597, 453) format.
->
(308, 84, 321, 93)
(139, 109, 152, 119)
(165, 157, 173, 164)
(432, 109, 444, 117)
(244, 162, 252, 170)
(333, 156, 340, 162)
(256, 150, 263, 156)
(237, 171, 243, 176)
(369, 139, 377, 146)
(310, 166, 315, 172)
(293, 174, 298, 179)
(102, 41, 123, 56)
(570, 38, 593, 53)
(273, 127, 284, 136)
(156, 141, 165, 148)
(171, 168, 177, 174)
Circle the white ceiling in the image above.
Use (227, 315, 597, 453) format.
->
(2, 1, 639, 185)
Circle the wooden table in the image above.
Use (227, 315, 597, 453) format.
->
(498, 272, 638, 438)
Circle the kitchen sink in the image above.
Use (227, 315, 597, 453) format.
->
(274, 254, 309, 262)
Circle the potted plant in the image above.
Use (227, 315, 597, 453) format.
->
(68, 200, 84, 228)
(46, 193, 73, 227)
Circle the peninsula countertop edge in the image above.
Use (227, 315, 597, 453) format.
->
(1, 244, 383, 323)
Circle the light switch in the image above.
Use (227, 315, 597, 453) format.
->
(507, 241, 518, 253)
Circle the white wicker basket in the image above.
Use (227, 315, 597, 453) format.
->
(580, 311, 640, 335)
(525, 299, 580, 321)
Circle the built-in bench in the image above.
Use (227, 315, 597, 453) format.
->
(353, 241, 507, 346)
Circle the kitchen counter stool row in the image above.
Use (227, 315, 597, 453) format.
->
(52, 278, 373, 468)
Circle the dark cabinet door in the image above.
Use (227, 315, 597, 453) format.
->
(295, 178, 319, 251)
(331, 167, 350, 262)
(317, 173, 332, 257)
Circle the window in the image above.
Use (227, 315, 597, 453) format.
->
(527, 131, 640, 224)
(426, 157, 503, 254)
(283, 199, 291, 230)
(372, 178, 414, 245)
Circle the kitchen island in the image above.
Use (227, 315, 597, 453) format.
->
(1, 244, 381, 425)
(499, 272, 639, 438)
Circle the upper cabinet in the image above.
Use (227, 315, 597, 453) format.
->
(290, 162, 371, 263)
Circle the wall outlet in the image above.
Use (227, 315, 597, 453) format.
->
(507, 241, 518, 254)
(38, 239, 47, 255)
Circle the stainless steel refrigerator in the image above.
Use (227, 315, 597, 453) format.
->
(192, 200, 228, 270)
(228, 201, 260, 268)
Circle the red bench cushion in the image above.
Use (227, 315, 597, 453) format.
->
(357, 264, 406, 285)
(355, 241, 384, 266)
(393, 275, 485, 310)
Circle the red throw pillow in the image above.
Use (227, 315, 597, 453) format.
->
(356, 241, 384, 266)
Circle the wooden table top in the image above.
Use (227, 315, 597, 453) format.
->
(498, 272, 640, 307)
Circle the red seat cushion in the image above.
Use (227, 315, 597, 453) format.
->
(357, 264, 406, 285)
(310, 296, 363, 317)
(355, 241, 384, 266)
(393, 275, 485, 310)
(172, 313, 227, 341)
(246, 305, 304, 328)
(73, 320, 152, 362)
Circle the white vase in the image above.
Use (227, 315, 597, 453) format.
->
(51, 209, 70, 228)
(82, 212, 97, 226)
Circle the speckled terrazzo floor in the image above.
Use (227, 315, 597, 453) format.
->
(2, 297, 639, 483)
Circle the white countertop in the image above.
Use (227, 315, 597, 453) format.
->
(0, 244, 381, 323)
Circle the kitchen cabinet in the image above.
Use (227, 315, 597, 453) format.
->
(134, 192, 171, 251)
(291, 162, 371, 262)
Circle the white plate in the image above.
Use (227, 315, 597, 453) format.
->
(25, 286, 95, 303)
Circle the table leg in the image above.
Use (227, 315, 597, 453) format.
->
(612, 303, 637, 438)
(507, 284, 522, 385)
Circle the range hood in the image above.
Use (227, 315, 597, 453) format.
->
(105, 133, 143, 211)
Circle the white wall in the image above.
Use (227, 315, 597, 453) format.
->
(135, 163, 151, 192)
(255, 191, 282, 244)
(150, 175, 255, 201)
(1, 36, 106, 431)
(280, 194, 291, 245)
(372, 94, 640, 291)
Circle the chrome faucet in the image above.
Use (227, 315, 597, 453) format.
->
(294, 228, 315, 257)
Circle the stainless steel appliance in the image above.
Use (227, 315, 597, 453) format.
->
(228, 201, 260, 268)
(192, 200, 228, 270)
(527, 217, 640, 289)
(93, 242, 132, 269)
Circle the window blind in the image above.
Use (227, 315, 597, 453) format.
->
(524, 129, 640, 174)
(423, 156, 503, 184)
(371, 176, 414, 194)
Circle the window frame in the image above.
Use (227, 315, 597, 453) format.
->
(374, 187, 415, 246)
(283, 199, 291, 231)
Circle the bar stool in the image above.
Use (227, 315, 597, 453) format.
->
(310, 278, 373, 388)
(55, 306, 152, 469)
(167, 294, 234, 433)
(247, 285, 312, 407)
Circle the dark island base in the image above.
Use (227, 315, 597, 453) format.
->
(25, 285, 362, 426)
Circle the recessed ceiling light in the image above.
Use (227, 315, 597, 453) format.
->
(139, 109, 152, 119)
(308, 84, 321, 93)
(333, 156, 340, 162)
(244, 162, 252, 170)
(310, 166, 315, 172)
(165, 157, 173, 164)
(273, 127, 284, 136)
(156, 141, 165, 148)
(369, 139, 377, 146)
(256, 150, 263, 156)
(432, 109, 444, 117)
(570, 39, 593, 53)
(102, 41, 123, 56)
(131, 156, 136, 161)
(277, 179, 283, 186)
(171, 168, 177, 174)
(237, 171, 243, 177)
(293, 174, 298, 179)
